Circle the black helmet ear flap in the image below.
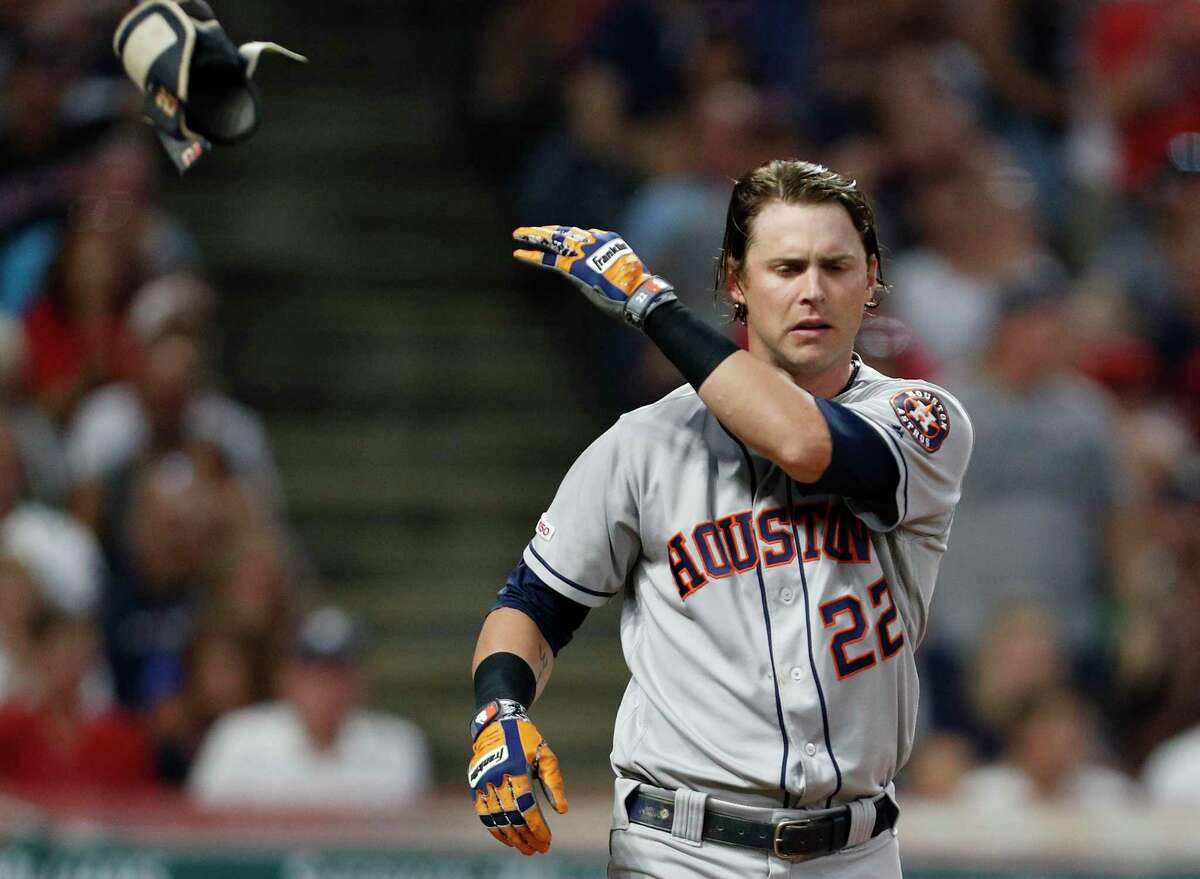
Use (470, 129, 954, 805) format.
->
(114, 0, 305, 173)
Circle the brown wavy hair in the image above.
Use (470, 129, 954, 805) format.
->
(714, 159, 889, 323)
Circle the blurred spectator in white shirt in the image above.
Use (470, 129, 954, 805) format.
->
(1142, 725, 1200, 805)
(188, 607, 431, 810)
(67, 273, 281, 531)
(887, 145, 1055, 373)
(957, 688, 1134, 808)
(902, 732, 975, 801)
(0, 414, 104, 615)
(150, 623, 260, 785)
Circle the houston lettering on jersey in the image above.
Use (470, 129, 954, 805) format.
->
(668, 499, 872, 599)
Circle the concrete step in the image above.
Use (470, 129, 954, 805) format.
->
(279, 458, 568, 525)
(370, 604, 629, 786)
(334, 574, 627, 631)
(286, 513, 537, 580)
(223, 340, 585, 414)
(269, 412, 591, 470)
(224, 286, 559, 337)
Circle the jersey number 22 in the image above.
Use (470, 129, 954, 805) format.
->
(818, 577, 905, 680)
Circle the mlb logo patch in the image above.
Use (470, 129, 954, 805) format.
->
(890, 389, 950, 453)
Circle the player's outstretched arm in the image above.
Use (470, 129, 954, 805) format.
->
(468, 611, 568, 856)
(512, 226, 832, 482)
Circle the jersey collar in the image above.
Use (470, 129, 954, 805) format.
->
(835, 353, 864, 398)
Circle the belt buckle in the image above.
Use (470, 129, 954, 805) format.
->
(771, 816, 827, 862)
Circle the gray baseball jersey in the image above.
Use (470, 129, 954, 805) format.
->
(523, 360, 973, 809)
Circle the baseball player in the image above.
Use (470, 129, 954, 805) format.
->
(468, 160, 973, 878)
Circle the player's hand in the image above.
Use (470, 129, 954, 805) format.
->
(512, 226, 675, 326)
(468, 699, 568, 855)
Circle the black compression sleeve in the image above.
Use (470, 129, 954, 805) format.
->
(643, 299, 740, 390)
(473, 652, 536, 711)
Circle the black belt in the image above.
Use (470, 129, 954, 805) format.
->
(627, 789, 898, 861)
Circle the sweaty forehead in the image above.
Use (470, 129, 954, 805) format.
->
(748, 200, 865, 260)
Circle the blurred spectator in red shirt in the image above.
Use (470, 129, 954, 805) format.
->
(2, 127, 200, 323)
(22, 221, 141, 424)
(0, 612, 155, 796)
(0, 556, 42, 705)
(1085, 0, 1200, 191)
(1085, 135, 1200, 406)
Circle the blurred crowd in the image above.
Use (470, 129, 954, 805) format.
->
(468, 0, 1200, 808)
(0, 1, 428, 808)
(6, 0, 1200, 817)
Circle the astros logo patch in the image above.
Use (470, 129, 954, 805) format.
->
(890, 388, 950, 453)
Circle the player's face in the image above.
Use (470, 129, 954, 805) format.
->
(731, 200, 876, 394)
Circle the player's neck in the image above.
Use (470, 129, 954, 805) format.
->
(801, 361, 856, 398)
(751, 343, 855, 398)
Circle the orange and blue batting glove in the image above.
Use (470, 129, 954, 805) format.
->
(468, 699, 568, 856)
(512, 226, 677, 327)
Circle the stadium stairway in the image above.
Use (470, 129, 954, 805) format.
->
(157, 3, 627, 787)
